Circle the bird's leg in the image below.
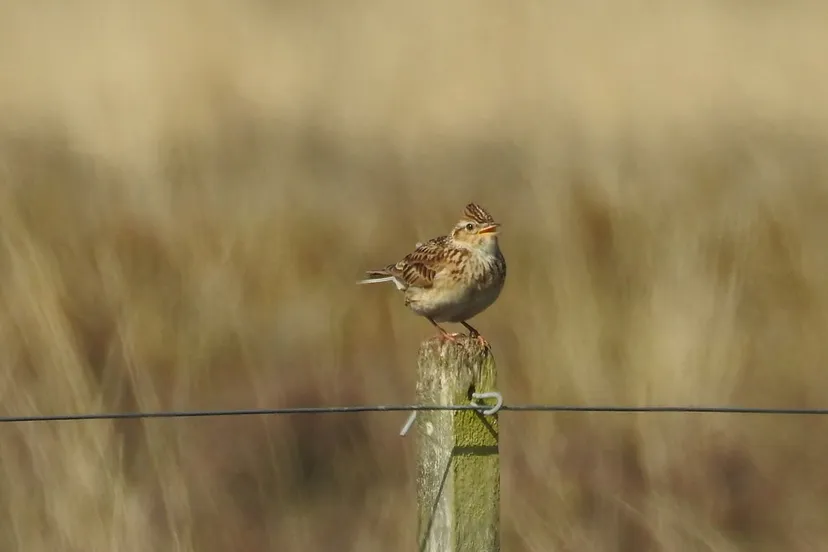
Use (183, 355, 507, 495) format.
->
(427, 317, 461, 341)
(460, 321, 489, 348)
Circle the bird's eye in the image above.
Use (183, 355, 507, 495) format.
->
(465, 223, 474, 231)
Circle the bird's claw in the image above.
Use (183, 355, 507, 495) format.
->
(469, 333, 489, 349)
(462, 329, 490, 349)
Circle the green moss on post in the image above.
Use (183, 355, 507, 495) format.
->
(416, 337, 500, 552)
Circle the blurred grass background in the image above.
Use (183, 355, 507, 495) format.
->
(2, 0, 828, 550)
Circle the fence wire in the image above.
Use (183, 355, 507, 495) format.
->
(2, 403, 828, 423)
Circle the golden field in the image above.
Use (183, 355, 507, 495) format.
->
(2, 1, 828, 550)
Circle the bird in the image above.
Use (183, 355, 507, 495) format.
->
(357, 203, 506, 346)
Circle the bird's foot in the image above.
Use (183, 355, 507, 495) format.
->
(438, 331, 464, 342)
(470, 333, 489, 349)
(459, 321, 489, 348)
(464, 329, 489, 349)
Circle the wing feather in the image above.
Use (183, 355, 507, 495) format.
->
(373, 235, 452, 289)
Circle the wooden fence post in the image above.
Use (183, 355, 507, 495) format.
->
(416, 337, 500, 552)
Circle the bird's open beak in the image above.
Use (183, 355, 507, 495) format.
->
(477, 223, 500, 235)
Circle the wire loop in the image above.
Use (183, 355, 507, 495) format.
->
(471, 391, 503, 416)
(398, 391, 505, 436)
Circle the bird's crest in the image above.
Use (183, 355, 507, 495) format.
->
(463, 203, 495, 224)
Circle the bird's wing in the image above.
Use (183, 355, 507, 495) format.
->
(385, 235, 452, 289)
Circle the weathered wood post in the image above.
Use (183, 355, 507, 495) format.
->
(416, 337, 500, 552)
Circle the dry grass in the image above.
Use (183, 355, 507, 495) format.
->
(2, 0, 828, 550)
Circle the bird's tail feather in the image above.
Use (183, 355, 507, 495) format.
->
(356, 275, 396, 285)
(364, 270, 391, 279)
(356, 271, 406, 290)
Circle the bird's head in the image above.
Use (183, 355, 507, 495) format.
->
(450, 203, 501, 252)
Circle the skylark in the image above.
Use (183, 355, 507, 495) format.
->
(358, 203, 506, 345)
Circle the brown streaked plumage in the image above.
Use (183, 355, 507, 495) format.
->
(358, 203, 506, 345)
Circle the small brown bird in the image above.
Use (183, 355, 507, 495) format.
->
(358, 203, 506, 345)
